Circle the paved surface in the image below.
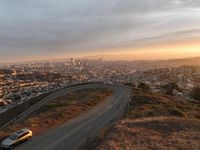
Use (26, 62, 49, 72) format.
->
(15, 84, 132, 150)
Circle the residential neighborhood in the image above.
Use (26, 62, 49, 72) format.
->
(1, 58, 200, 113)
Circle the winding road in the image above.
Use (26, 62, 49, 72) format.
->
(15, 84, 132, 150)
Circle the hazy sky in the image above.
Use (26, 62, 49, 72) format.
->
(0, 0, 200, 62)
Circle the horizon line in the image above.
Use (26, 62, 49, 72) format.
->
(1, 55, 200, 66)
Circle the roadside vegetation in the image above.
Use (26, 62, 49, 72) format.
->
(90, 88, 200, 150)
(191, 87, 200, 101)
(0, 88, 112, 143)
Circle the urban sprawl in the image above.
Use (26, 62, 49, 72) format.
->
(0, 58, 200, 113)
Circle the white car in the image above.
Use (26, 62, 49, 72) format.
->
(1, 128, 32, 149)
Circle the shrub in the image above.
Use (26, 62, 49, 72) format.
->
(191, 87, 200, 101)
(161, 82, 179, 95)
(138, 82, 150, 91)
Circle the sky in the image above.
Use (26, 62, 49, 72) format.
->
(0, 0, 200, 62)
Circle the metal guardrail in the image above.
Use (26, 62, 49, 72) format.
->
(0, 92, 53, 129)
(115, 83, 134, 113)
(125, 86, 134, 113)
(0, 83, 77, 129)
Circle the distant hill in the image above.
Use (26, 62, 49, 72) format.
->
(82, 55, 200, 68)
(81, 53, 200, 61)
(156, 57, 200, 66)
(144, 57, 200, 69)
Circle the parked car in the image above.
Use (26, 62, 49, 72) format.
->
(1, 128, 32, 149)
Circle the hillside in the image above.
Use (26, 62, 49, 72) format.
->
(90, 89, 200, 150)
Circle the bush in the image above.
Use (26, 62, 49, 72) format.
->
(161, 82, 179, 95)
(138, 83, 150, 91)
(191, 87, 200, 101)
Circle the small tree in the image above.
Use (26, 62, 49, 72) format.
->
(162, 82, 179, 95)
(191, 87, 200, 101)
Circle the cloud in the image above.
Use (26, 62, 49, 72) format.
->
(0, 0, 200, 62)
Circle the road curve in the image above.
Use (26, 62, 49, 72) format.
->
(15, 84, 132, 150)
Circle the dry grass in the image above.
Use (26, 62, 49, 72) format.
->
(0, 88, 112, 143)
(127, 91, 200, 119)
(96, 117, 200, 150)
(92, 89, 200, 150)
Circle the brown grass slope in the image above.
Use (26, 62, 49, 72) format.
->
(92, 89, 200, 150)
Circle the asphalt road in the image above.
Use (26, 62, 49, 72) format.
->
(15, 84, 132, 150)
